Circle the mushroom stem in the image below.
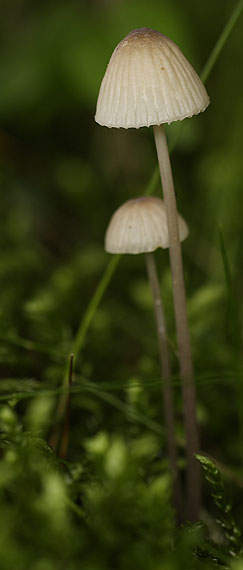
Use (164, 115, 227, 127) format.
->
(153, 124, 200, 521)
(145, 252, 183, 522)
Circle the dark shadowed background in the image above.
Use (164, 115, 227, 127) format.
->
(0, 1, 243, 568)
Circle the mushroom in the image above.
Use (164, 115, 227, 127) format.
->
(105, 196, 189, 521)
(95, 28, 209, 520)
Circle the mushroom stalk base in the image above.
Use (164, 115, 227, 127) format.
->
(153, 124, 200, 521)
(145, 252, 183, 522)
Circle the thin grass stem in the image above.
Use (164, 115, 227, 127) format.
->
(72, 254, 120, 357)
(200, 0, 243, 83)
(59, 354, 74, 459)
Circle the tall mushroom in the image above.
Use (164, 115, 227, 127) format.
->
(95, 28, 210, 520)
(105, 196, 189, 521)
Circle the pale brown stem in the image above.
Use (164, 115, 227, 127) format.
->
(153, 124, 200, 521)
(145, 252, 183, 522)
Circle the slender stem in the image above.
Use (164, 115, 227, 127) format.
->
(59, 353, 74, 459)
(153, 124, 200, 521)
(73, 254, 120, 357)
(49, 256, 120, 450)
(145, 252, 183, 522)
(48, 353, 74, 452)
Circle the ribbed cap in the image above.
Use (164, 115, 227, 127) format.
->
(95, 28, 209, 129)
(105, 197, 189, 254)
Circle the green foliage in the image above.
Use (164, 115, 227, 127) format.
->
(0, 405, 209, 570)
(0, 0, 243, 568)
(196, 454, 242, 559)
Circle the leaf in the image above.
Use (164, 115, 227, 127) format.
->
(196, 454, 242, 558)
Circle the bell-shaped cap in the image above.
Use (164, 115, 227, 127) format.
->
(105, 196, 189, 254)
(95, 28, 209, 129)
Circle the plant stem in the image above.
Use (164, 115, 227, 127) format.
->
(73, 254, 120, 357)
(145, 252, 183, 522)
(48, 353, 74, 453)
(59, 353, 74, 459)
(153, 124, 200, 521)
(49, 256, 120, 451)
(200, 0, 243, 83)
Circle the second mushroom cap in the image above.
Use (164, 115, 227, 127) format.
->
(105, 196, 189, 254)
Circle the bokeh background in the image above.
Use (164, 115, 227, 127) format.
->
(0, 1, 243, 565)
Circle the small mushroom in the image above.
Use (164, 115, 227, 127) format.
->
(95, 29, 209, 520)
(105, 196, 188, 254)
(105, 196, 189, 521)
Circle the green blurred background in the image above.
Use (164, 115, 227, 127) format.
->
(0, 1, 243, 568)
(0, 0, 243, 513)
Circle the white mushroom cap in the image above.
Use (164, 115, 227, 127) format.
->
(105, 196, 189, 254)
(95, 28, 209, 129)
